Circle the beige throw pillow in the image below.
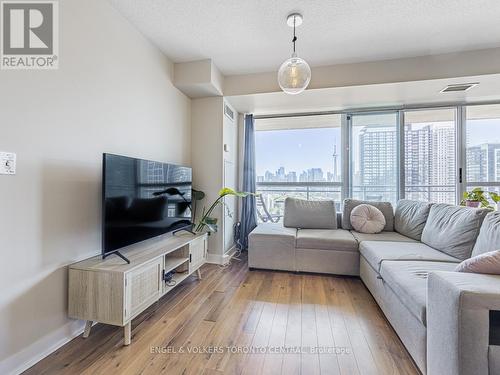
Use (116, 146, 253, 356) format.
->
(455, 250, 500, 275)
(350, 204, 386, 234)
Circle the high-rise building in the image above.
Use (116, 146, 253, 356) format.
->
(276, 167, 286, 181)
(404, 124, 431, 201)
(286, 171, 297, 182)
(299, 171, 308, 182)
(466, 143, 500, 182)
(265, 170, 274, 182)
(429, 124, 455, 203)
(359, 126, 397, 201)
(307, 168, 324, 182)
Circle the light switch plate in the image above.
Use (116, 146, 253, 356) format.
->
(0, 152, 16, 175)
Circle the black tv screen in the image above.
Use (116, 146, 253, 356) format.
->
(102, 153, 192, 256)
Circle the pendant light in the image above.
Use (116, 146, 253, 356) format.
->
(277, 13, 311, 95)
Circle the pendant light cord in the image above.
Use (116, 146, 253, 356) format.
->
(292, 15, 297, 53)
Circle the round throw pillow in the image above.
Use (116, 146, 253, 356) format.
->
(350, 204, 386, 234)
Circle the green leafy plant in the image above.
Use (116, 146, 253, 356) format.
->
(460, 188, 492, 209)
(490, 192, 500, 204)
(191, 189, 205, 224)
(195, 188, 253, 233)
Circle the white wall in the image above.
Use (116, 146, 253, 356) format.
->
(222, 101, 239, 254)
(0, 1, 191, 374)
(191, 97, 223, 261)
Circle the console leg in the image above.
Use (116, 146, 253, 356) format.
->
(197, 269, 202, 279)
(83, 320, 93, 338)
(124, 322, 131, 346)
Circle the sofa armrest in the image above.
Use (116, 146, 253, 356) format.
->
(427, 271, 500, 375)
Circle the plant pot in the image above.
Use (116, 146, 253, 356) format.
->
(465, 200, 480, 208)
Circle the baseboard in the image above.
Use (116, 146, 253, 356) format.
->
(206, 246, 238, 265)
(0, 319, 86, 375)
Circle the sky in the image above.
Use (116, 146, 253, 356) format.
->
(255, 119, 500, 177)
(255, 127, 341, 176)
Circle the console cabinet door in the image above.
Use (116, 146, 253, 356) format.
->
(124, 258, 162, 321)
(189, 235, 207, 272)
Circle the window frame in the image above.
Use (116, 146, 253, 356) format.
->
(461, 104, 500, 201)
(253, 101, 500, 211)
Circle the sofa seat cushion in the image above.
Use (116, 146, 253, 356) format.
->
(296, 229, 358, 252)
(379, 260, 458, 325)
(351, 231, 416, 243)
(249, 222, 297, 239)
(421, 203, 490, 260)
(360, 241, 460, 273)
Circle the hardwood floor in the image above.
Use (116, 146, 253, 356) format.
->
(24, 253, 420, 375)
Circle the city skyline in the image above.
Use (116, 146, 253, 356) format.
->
(256, 119, 500, 180)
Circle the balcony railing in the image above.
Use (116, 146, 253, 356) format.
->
(256, 182, 342, 222)
(256, 182, 457, 223)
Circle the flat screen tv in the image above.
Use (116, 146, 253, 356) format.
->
(102, 153, 193, 262)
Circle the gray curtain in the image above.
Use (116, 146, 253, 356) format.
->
(239, 114, 258, 250)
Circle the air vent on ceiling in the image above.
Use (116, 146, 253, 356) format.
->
(440, 83, 478, 93)
(224, 103, 235, 121)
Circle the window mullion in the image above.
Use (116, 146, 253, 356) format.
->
(456, 105, 466, 204)
(398, 110, 405, 201)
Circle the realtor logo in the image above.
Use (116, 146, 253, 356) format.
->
(1, 1, 58, 69)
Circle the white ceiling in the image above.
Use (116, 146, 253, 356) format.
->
(110, 0, 500, 75)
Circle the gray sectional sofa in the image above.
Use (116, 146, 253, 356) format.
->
(248, 198, 500, 375)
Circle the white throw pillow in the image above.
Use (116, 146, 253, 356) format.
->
(350, 204, 386, 234)
(455, 250, 500, 275)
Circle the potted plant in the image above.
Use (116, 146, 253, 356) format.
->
(195, 187, 252, 233)
(490, 192, 500, 211)
(460, 188, 492, 208)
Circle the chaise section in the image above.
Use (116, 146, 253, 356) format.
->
(360, 240, 460, 273)
(360, 256, 428, 371)
(295, 229, 359, 275)
(248, 223, 297, 271)
(379, 260, 458, 325)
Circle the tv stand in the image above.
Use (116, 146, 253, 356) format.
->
(172, 227, 196, 236)
(102, 250, 130, 264)
(68, 232, 208, 345)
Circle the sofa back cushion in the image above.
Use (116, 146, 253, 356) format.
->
(394, 199, 433, 240)
(421, 203, 489, 260)
(472, 211, 500, 257)
(283, 197, 337, 229)
(342, 199, 394, 231)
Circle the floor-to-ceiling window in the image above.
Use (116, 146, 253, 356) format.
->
(350, 112, 398, 204)
(403, 109, 457, 203)
(252, 102, 500, 223)
(254, 114, 342, 221)
(465, 104, 500, 203)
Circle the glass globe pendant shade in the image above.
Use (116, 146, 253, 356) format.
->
(278, 52, 311, 95)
